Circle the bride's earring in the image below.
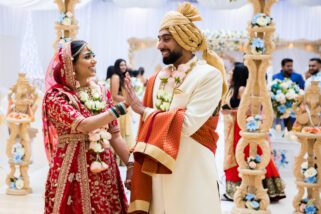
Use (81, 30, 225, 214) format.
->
(73, 69, 80, 89)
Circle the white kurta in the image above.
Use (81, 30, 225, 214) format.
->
(143, 58, 223, 214)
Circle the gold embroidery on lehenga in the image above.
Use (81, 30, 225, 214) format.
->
(68, 173, 74, 182)
(78, 141, 92, 214)
(75, 173, 81, 182)
(52, 141, 77, 214)
(58, 133, 88, 145)
(67, 195, 73, 206)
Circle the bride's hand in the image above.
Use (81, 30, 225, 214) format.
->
(124, 73, 145, 115)
(124, 165, 133, 190)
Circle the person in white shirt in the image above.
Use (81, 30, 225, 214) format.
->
(305, 58, 321, 90)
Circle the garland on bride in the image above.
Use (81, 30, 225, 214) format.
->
(77, 83, 110, 173)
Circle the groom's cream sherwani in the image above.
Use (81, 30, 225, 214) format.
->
(142, 57, 223, 214)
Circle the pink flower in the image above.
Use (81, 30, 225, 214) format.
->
(89, 142, 104, 153)
(159, 70, 171, 82)
(89, 133, 100, 142)
(100, 130, 111, 140)
(101, 139, 110, 148)
(249, 161, 257, 169)
(172, 71, 186, 83)
(90, 161, 103, 173)
(177, 64, 189, 73)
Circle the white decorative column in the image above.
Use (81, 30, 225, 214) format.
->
(54, 0, 80, 48)
(232, 0, 277, 213)
(292, 81, 321, 214)
(5, 73, 38, 195)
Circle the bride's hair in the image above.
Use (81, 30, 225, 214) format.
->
(71, 40, 87, 64)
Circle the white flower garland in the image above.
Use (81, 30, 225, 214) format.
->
(77, 83, 111, 173)
(156, 60, 196, 111)
(78, 84, 106, 113)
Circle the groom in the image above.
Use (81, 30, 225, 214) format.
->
(125, 2, 226, 214)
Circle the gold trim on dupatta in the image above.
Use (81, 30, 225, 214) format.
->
(135, 141, 175, 174)
(128, 200, 150, 213)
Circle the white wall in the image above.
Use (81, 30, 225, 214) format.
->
(0, 0, 320, 84)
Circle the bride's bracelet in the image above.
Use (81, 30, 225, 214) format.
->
(108, 102, 128, 119)
(116, 102, 127, 115)
(108, 107, 120, 118)
(126, 152, 134, 169)
(127, 163, 134, 169)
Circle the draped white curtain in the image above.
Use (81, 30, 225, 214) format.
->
(112, 0, 166, 8)
(0, 0, 320, 87)
(197, 0, 248, 9)
(0, 5, 27, 88)
(0, 0, 92, 10)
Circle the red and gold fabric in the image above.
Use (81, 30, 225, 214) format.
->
(42, 42, 127, 214)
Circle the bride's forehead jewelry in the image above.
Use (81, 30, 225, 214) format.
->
(72, 42, 88, 59)
(86, 44, 95, 56)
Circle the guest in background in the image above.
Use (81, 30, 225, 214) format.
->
(137, 67, 147, 86)
(104, 65, 114, 89)
(273, 58, 305, 89)
(222, 62, 248, 200)
(128, 69, 139, 78)
(222, 63, 286, 201)
(305, 70, 312, 80)
(110, 59, 134, 152)
(305, 58, 321, 90)
(272, 58, 305, 130)
(106, 65, 114, 81)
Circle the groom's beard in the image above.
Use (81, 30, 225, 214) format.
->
(162, 49, 183, 65)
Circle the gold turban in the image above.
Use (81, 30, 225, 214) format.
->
(160, 2, 227, 96)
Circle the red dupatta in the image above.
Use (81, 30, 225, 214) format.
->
(42, 42, 80, 162)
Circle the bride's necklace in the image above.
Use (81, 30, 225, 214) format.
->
(77, 83, 106, 113)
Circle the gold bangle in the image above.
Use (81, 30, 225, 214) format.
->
(127, 165, 134, 169)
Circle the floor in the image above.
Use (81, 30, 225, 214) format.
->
(0, 165, 297, 214)
(0, 102, 301, 214)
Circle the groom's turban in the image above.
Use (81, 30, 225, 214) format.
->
(160, 2, 227, 95)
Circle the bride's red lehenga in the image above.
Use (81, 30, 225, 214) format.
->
(42, 43, 127, 214)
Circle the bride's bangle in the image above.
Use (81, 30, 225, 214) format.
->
(109, 107, 120, 118)
(126, 162, 134, 170)
(126, 152, 134, 168)
(116, 103, 127, 115)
